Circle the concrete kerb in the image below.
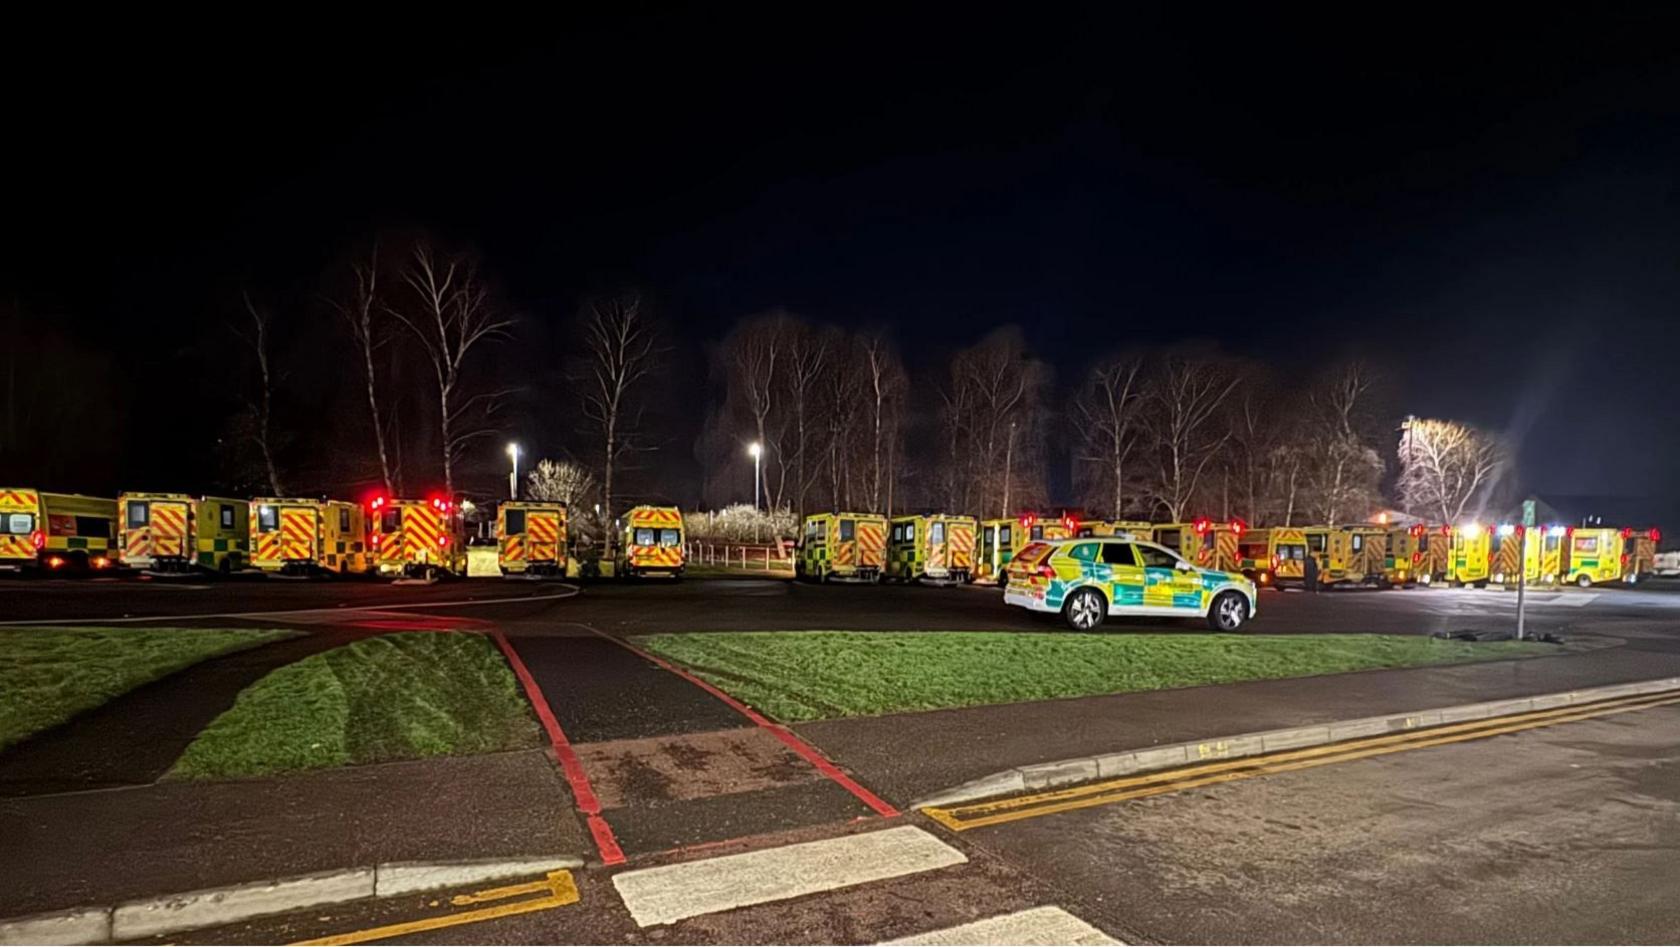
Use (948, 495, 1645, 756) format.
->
(914, 675, 1680, 809)
(0, 854, 584, 946)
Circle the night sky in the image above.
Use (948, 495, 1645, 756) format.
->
(7, 8, 1680, 517)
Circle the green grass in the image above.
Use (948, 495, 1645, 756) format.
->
(169, 632, 541, 780)
(635, 631, 1555, 722)
(0, 627, 296, 749)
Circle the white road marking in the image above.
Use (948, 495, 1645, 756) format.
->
(611, 826, 966, 927)
(0, 586, 580, 626)
(881, 906, 1123, 946)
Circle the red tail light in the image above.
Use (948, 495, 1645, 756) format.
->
(1412, 551, 1422, 564)
(437, 535, 449, 547)
(30, 530, 44, 550)
(1271, 554, 1280, 571)
(371, 533, 381, 549)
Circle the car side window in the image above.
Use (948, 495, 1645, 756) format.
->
(1068, 543, 1098, 562)
(1100, 543, 1136, 566)
(1136, 544, 1181, 569)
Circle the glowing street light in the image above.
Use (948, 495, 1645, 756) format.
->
(506, 442, 521, 500)
(748, 441, 763, 511)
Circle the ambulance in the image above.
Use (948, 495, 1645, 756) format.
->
(368, 495, 465, 577)
(977, 514, 1076, 583)
(1448, 522, 1493, 586)
(1152, 518, 1245, 573)
(1237, 526, 1307, 587)
(117, 493, 249, 573)
(618, 505, 685, 578)
(1075, 519, 1154, 540)
(1382, 524, 1435, 587)
(1489, 523, 1541, 587)
(497, 501, 569, 577)
(887, 513, 978, 583)
(1558, 527, 1623, 587)
(797, 512, 887, 582)
(250, 498, 369, 575)
(1322, 526, 1387, 588)
(1622, 528, 1659, 584)
(0, 489, 117, 573)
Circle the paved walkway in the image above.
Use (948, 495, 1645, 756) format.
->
(0, 749, 587, 917)
(503, 631, 889, 859)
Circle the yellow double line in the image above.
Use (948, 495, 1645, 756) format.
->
(923, 690, 1680, 831)
(293, 870, 579, 946)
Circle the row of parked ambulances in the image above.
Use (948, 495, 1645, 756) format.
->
(0, 487, 689, 580)
(794, 509, 1661, 589)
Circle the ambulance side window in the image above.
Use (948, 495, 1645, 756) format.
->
(258, 506, 279, 531)
(220, 506, 235, 529)
(505, 509, 526, 535)
(999, 524, 1012, 544)
(339, 508, 351, 532)
(905, 523, 915, 542)
(1030, 525, 1044, 540)
(1351, 534, 1365, 552)
(127, 502, 149, 528)
(839, 520, 855, 541)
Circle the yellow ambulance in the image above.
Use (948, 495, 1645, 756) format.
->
(0, 489, 117, 573)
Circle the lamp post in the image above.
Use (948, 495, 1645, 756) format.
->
(506, 442, 520, 500)
(748, 441, 764, 544)
(748, 442, 763, 511)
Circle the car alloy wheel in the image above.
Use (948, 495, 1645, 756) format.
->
(1209, 591, 1248, 631)
(1065, 588, 1105, 630)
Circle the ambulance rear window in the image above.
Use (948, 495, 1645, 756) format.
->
(505, 509, 526, 535)
(3, 513, 32, 534)
(127, 502, 149, 528)
(839, 520, 854, 541)
(659, 528, 681, 547)
(930, 522, 945, 544)
(258, 506, 280, 531)
(382, 510, 400, 532)
(635, 527, 655, 545)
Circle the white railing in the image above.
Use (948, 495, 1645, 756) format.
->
(684, 541, 795, 572)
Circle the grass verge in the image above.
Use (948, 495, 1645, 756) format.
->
(0, 627, 296, 749)
(169, 632, 541, 780)
(635, 631, 1555, 722)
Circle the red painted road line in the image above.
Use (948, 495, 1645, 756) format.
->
(491, 631, 627, 866)
(599, 633, 901, 819)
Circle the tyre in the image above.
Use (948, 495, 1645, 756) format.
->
(1577, 573, 1592, 588)
(1062, 587, 1107, 631)
(1206, 590, 1250, 631)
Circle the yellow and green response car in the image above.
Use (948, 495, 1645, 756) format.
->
(1004, 536, 1257, 631)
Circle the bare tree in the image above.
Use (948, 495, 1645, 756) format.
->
(1073, 353, 1144, 517)
(859, 330, 906, 512)
(1224, 364, 1278, 524)
(388, 241, 514, 498)
(819, 330, 864, 509)
(940, 327, 1050, 517)
(1397, 417, 1509, 522)
(525, 458, 597, 507)
(575, 292, 663, 539)
(1140, 351, 1239, 521)
(1304, 361, 1383, 524)
(234, 293, 286, 496)
(783, 320, 829, 516)
(719, 313, 794, 508)
(327, 243, 399, 495)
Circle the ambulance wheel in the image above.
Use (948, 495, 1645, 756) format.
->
(1577, 574, 1592, 588)
(1207, 591, 1250, 631)
(1063, 588, 1107, 631)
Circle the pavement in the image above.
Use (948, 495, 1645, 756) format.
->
(4, 575, 1680, 942)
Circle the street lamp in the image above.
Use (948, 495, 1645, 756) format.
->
(748, 442, 763, 511)
(506, 442, 521, 500)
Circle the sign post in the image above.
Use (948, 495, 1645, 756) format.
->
(1517, 500, 1536, 640)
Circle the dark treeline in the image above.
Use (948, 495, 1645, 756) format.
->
(1, 237, 1514, 527)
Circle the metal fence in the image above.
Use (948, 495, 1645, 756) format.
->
(684, 541, 795, 572)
